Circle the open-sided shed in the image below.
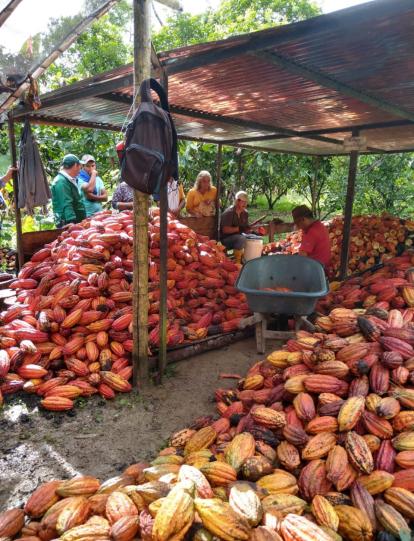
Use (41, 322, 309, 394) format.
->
(7, 0, 414, 382)
(12, 0, 414, 156)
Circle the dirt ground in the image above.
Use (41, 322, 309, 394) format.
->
(0, 337, 278, 512)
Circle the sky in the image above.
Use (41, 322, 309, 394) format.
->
(0, 0, 372, 55)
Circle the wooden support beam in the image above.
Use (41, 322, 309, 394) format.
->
(157, 69, 169, 383)
(132, 0, 152, 388)
(215, 143, 223, 241)
(0, 0, 23, 27)
(7, 114, 24, 270)
(339, 131, 360, 281)
(254, 50, 414, 123)
(0, 0, 120, 115)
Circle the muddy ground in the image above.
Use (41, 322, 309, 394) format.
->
(0, 337, 278, 511)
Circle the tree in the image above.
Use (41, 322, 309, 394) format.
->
(294, 156, 332, 219)
(153, 0, 320, 50)
(243, 152, 300, 209)
(43, 0, 132, 89)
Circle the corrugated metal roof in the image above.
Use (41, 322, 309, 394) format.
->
(13, 0, 414, 155)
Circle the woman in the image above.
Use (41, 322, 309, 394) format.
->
(167, 176, 185, 217)
(186, 170, 217, 217)
(112, 181, 134, 211)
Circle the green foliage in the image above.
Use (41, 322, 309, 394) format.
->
(153, 0, 320, 50)
(324, 154, 414, 218)
(42, 0, 132, 89)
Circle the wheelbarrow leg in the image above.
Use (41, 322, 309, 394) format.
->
(255, 313, 266, 354)
(295, 315, 316, 333)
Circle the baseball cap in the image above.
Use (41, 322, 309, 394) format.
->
(62, 154, 83, 168)
(81, 154, 96, 164)
(235, 190, 248, 202)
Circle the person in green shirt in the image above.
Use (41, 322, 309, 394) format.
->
(51, 154, 86, 227)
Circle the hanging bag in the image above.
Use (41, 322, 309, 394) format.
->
(121, 78, 178, 195)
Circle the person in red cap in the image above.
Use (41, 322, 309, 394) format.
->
(112, 141, 133, 210)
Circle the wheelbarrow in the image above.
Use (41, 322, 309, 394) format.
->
(236, 254, 329, 353)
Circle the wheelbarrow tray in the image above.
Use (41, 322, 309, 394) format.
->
(236, 254, 328, 315)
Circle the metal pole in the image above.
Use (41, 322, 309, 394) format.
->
(158, 69, 169, 382)
(339, 131, 359, 281)
(132, 0, 151, 387)
(7, 113, 24, 269)
(215, 143, 223, 240)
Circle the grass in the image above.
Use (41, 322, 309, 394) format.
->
(248, 192, 308, 224)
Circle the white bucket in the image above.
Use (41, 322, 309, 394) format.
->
(244, 237, 263, 261)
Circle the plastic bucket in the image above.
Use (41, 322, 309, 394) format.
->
(244, 238, 263, 261)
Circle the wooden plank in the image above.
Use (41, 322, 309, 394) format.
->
(215, 143, 223, 241)
(21, 229, 62, 260)
(150, 328, 253, 366)
(263, 330, 295, 339)
(7, 114, 24, 269)
(158, 70, 169, 383)
(179, 215, 216, 239)
(132, 0, 152, 388)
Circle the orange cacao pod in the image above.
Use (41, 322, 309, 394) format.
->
(338, 396, 365, 432)
(298, 459, 332, 501)
(345, 431, 374, 474)
(359, 470, 394, 495)
(306, 416, 338, 434)
(0, 508, 25, 537)
(276, 441, 300, 471)
(326, 445, 348, 485)
(250, 407, 286, 429)
(302, 432, 336, 461)
(25, 480, 62, 518)
(40, 396, 74, 411)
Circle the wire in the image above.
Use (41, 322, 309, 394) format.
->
(152, 1, 164, 27)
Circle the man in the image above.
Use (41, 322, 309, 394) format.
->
(0, 166, 17, 210)
(274, 205, 331, 268)
(51, 154, 86, 227)
(220, 191, 279, 263)
(0, 166, 16, 187)
(77, 154, 108, 217)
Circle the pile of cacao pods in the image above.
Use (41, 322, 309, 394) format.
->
(263, 214, 414, 279)
(0, 247, 17, 274)
(0, 209, 249, 410)
(317, 250, 414, 314)
(3, 253, 414, 539)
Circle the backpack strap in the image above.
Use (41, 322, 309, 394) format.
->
(139, 78, 169, 111)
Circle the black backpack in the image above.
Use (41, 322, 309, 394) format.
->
(121, 78, 178, 195)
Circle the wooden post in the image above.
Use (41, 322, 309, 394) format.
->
(339, 132, 359, 281)
(132, 0, 152, 387)
(7, 113, 24, 269)
(158, 69, 169, 382)
(215, 143, 223, 240)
